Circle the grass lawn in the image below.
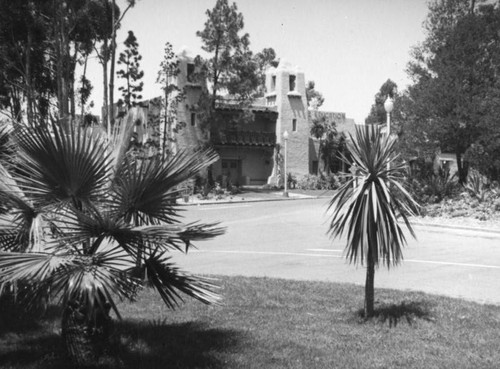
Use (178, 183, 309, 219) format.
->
(1, 276, 499, 368)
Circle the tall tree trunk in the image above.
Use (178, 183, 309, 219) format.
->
(108, 0, 135, 131)
(364, 247, 375, 318)
(80, 55, 89, 123)
(109, 0, 117, 129)
(162, 81, 169, 159)
(101, 41, 110, 136)
(69, 47, 78, 121)
(211, 44, 220, 109)
(54, 1, 70, 131)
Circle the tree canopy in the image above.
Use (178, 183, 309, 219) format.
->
(404, 0, 500, 182)
(0, 0, 127, 128)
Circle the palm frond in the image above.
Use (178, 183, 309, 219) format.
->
(133, 221, 225, 254)
(0, 251, 76, 286)
(51, 206, 224, 262)
(145, 252, 220, 308)
(328, 125, 418, 268)
(0, 249, 139, 319)
(111, 148, 219, 225)
(0, 124, 13, 166)
(0, 188, 42, 251)
(12, 122, 111, 207)
(50, 255, 139, 320)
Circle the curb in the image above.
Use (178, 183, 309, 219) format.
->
(409, 220, 500, 234)
(177, 194, 322, 206)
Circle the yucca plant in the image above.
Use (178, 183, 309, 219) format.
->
(465, 168, 491, 202)
(327, 125, 418, 318)
(0, 110, 224, 366)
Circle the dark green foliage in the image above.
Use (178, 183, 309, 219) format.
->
(405, 0, 500, 183)
(0, 0, 123, 125)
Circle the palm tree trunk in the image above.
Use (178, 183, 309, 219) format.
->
(62, 301, 96, 367)
(364, 248, 375, 318)
(62, 300, 112, 367)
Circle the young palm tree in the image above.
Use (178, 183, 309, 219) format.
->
(0, 111, 224, 366)
(327, 125, 418, 318)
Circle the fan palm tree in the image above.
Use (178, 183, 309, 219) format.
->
(327, 125, 418, 318)
(0, 110, 224, 366)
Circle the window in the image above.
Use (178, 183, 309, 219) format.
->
(289, 75, 296, 91)
(187, 63, 195, 82)
(271, 75, 276, 91)
(292, 119, 297, 132)
(190, 113, 196, 126)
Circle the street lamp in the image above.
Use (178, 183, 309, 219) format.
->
(384, 96, 394, 174)
(384, 96, 394, 136)
(283, 130, 289, 197)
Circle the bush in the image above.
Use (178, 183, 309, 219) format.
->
(408, 168, 460, 204)
(296, 173, 339, 190)
(465, 169, 496, 202)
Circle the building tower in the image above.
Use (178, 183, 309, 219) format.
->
(265, 59, 309, 184)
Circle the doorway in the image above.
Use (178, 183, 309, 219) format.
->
(221, 159, 240, 186)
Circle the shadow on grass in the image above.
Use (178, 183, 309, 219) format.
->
(111, 320, 246, 369)
(356, 300, 435, 327)
(0, 333, 66, 369)
(0, 298, 61, 335)
(0, 318, 246, 369)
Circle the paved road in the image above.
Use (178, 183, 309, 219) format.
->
(173, 198, 500, 305)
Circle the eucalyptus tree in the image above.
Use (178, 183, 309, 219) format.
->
(327, 125, 418, 317)
(0, 110, 224, 366)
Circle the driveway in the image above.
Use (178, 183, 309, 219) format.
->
(173, 198, 500, 305)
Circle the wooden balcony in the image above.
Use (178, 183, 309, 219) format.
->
(211, 130, 276, 147)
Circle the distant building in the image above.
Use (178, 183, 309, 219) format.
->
(123, 51, 356, 186)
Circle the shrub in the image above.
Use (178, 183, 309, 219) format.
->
(408, 168, 460, 204)
(465, 169, 496, 202)
(296, 173, 339, 190)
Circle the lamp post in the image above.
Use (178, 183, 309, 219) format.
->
(384, 96, 394, 174)
(384, 96, 394, 136)
(283, 130, 289, 197)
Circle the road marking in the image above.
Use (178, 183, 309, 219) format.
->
(307, 248, 343, 253)
(191, 250, 343, 258)
(403, 258, 500, 269)
(197, 205, 252, 211)
(189, 250, 500, 270)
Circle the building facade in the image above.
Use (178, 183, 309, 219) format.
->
(134, 52, 351, 186)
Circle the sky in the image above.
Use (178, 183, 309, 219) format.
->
(85, 0, 430, 124)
